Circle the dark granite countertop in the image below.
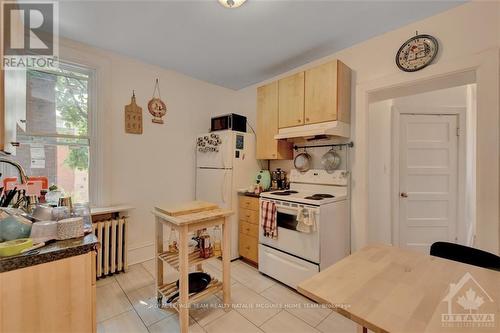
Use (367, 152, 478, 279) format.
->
(0, 233, 98, 273)
(239, 191, 261, 198)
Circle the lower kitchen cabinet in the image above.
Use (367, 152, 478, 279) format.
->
(239, 195, 259, 265)
(0, 252, 96, 333)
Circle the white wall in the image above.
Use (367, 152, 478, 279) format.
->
(367, 99, 393, 244)
(59, 38, 242, 264)
(236, 2, 500, 253)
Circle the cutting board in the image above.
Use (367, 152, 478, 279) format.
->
(124, 93, 143, 134)
(155, 201, 218, 217)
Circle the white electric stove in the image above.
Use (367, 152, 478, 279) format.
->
(258, 169, 350, 289)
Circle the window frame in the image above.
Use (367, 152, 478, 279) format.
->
(3, 60, 98, 205)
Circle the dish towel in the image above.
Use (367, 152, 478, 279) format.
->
(296, 208, 317, 233)
(261, 201, 278, 239)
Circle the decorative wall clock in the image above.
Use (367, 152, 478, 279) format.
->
(148, 78, 167, 124)
(124, 91, 143, 134)
(396, 33, 438, 72)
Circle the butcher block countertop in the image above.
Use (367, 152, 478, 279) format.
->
(298, 244, 500, 333)
(153, 201, 233, 226)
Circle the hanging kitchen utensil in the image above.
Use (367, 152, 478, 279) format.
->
(321, 148, 341, 173)
(124, 91, 143, 134)
(148, 79, 167, 124)
(166, 272, 211, 303)
(294, 149, 311, 172)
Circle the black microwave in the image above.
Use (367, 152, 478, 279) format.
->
(211, 113, 247, 132)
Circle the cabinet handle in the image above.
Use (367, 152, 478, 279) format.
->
(246, 215, 250, 218)
(305, 117, 310, 122)
(297, 119, 301, 123)
(246, 246, 250, 250)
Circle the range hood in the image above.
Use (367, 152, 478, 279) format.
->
(274, 121, 350, 140)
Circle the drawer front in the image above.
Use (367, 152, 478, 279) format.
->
(239, 233, 258, 262)
(258, 244, 319, 289)
(239, 208, 259, 224)
(239, 196, 259, 211)
(240, 220, 258, 238)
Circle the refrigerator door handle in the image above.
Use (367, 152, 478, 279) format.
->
(221, 170, 228, 203)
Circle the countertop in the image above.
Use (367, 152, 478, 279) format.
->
(153, 205, 233, 226)
(0, 233, 98, 273)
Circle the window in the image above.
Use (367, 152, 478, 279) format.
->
(3, 62, 94, 203)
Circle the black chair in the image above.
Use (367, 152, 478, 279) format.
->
(430, 242, 500, 271)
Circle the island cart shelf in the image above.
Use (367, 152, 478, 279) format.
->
(152, 201, 233, 333)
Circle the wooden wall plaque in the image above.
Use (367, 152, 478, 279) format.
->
(125, 92, 143, 134)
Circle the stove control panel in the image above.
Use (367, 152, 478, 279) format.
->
(290, 169, 349, 186)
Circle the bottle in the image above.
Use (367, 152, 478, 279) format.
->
(168, 227, 178, 252)
(199, 228, 212, 259)
(213, 226, 222, 257)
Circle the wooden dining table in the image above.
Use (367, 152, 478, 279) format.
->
(298, 244, 500, 333)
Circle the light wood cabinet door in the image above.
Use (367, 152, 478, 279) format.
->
(239, 196, 259, 211)
(278, 72, 304, 128)
(304, 60, 338, 124)
(239, 233, 258, 263)
(0, 253, 95, 333)
(304, 60, 351, 125)
(256, 82, 293, 160)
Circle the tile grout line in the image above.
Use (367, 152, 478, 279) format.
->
(256, 308, 283, 329)
(96, 278, 133, 324)
(314, 309, 333, 329)
(114, 268, 151, 331)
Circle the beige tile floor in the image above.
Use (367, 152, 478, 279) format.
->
(96, 258, 357, 333)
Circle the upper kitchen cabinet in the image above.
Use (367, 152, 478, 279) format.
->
(278, 72, 305, 128)
(256, 82, 293, 160)
(304, 59, 351, 125)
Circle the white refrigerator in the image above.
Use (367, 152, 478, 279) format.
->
(195, 130, 259, 260)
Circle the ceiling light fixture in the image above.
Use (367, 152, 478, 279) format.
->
(218, 0, 246, 9)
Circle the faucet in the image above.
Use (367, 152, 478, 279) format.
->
(0, 157, 29, 184)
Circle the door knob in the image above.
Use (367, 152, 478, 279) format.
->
(400, 192, 408, 198)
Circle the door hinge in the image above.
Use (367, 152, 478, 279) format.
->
(456, 127, 460, 136)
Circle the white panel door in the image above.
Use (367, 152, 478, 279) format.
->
(399, 114, 458, 253)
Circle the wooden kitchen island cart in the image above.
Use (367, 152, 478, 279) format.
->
(153, 201, 233, 333)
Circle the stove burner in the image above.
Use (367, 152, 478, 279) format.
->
(312, 194, 334, 198)
(304, 193, 335, 200)
(271, 190, 299, 196)
(304, 196, 323, 200)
